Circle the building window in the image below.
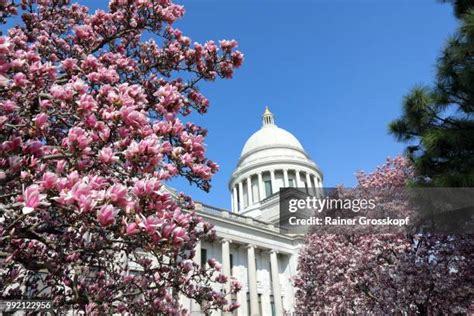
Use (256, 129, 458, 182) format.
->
(264, 180, 272, 197)
(230, 254, 234, 276)
(288, 178, 295, 187)
(201, 248, 207, 268)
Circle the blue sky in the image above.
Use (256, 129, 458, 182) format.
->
(5, 1, 459, 209)
(167, 0, 458, 208)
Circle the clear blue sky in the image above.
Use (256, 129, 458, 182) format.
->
(167, 0, 458, 209)
(9, 0, 459, 209)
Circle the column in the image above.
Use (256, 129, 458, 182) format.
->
(232, 186, 238, 212)
(270, 169, 276, 195)
(191, 241, 202, 314)
(260, 254, 271, 316)
(312, 175, 318, 196)
(283, 169, 289, 188)
(306, 172, 312, 194)
(286, 253, 299, 313)
(236, 246, 249, 316)
(246, 177, 253, 206)
(221, 239, 232, 315)
(247, 245, 259, 316)
(270, 250, 283, 316)
(295, 170, 301, 188)
(258, 172, 265, 201)
(238, 181, 244, 210)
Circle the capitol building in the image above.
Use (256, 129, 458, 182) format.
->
(182, 107, 323, 316)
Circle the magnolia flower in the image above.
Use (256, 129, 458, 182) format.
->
(133, 178, 161, 197)
(121, 107, 148, 128)
(106, 184, 128, 206)
(172, 226, 188, 245)
(74, 25, 94, 40)
(77, 94, 97, 113)
(41, 172, 58, 190)
(98, 147, 118, 164)
(138, 215, 161, 235)
(0, 36, 10, 54)
(231, 279, 242, 292)
(219, 39, 238, 51)
(34, 113, 49, 129)
(97, 204, 117, 226)
(1, 100, 18, 113)
(0, 1, 244, 313)
(0, 74, 9, 87)
(215, 274, 228, 284)
(63, 127, 90, 150)
(22, 184, 48, 214)
(123, 219, 139, 235)
(181, 259, 194, 273)
(207, 258, 222, 271)
(62, 58, 77, 71)
(13, 72, 27, 87)
(225, 303, 240, 312)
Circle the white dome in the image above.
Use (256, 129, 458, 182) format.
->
(240, 125, 304, 158)
(229, 106, 323, 216)
(236, 107, 312, 168)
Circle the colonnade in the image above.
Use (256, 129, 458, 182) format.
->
(231, 168, 322, 212)
(192, 240, 286, 316)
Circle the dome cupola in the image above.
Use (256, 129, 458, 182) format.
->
(229, 107, 323, 216)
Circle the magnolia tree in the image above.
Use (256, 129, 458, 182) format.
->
(0, 0, 243, 314)
(294, 156, 474, 314)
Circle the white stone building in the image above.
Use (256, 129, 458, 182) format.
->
(183, 107, 323, 316)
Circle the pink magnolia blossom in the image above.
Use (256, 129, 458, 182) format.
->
(133, 178, 161, 197)
(62, 58, 77, 71)
(181, 259, 194, 273)
(123, 219, 139, 236)
(41, 172, 58, 190)
(1, 100, 18, 113)
(294, 156, 473, 314)
(139, 215, 162, 235)
(215, 274, 228, 284)
(121, 107, 148, 128)
(33, 113, 49, 129)
(172, 226, 189, 245)
(22, 184, 48, 214)
(62, 127, 90, 151)
(106, 183, 128, 206)
(208, 258, 222, 271)
(97, 205, 117, 227)
(0, 36, 11, 54)
(231, 279, 242, 292)
(98, 147, 118, 164)
(0, 0, 242, 314)
(13, 72, 27, 86)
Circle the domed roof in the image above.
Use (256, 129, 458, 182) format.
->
(240, 107, 304, 157)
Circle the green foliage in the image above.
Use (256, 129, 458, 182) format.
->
(441, 0, 474, 18)
(390, 3, 474, 187)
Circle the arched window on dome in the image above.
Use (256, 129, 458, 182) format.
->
(288, 178, 295, 188)
(264, 180, 272, 198)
